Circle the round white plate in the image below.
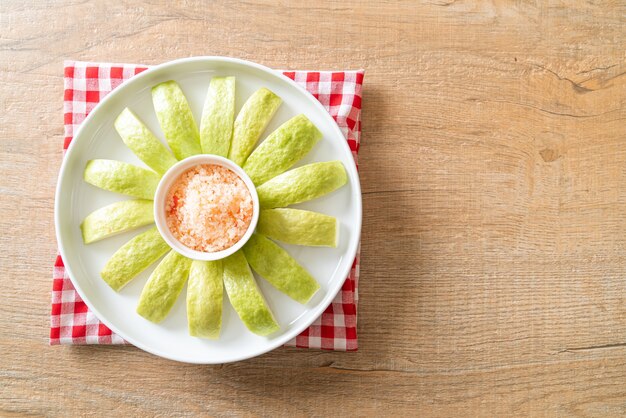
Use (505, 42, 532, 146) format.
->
(55, 57, 362, 364)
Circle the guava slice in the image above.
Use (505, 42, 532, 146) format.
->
(114, 108, 178, 175)
(100, 227, 170, 291)
(222, 250, 279, 336)
(243, 234, 320, 304)
(228, 88, 282, 165)
(243, 114, 322, 185)
(257, 161, 347, 208)
(200, 76, 235, 157)
(136, 250, 192, 323)
(80, 199, 154, 244)
(257, 208, 337, 247)
(152, 81, 202, 160)
(187, 260, 223, 339)
(83, 159, 160, 200)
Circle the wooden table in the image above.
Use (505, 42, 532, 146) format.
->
(2, 1, 625, 416)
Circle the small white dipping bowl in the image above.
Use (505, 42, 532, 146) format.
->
(153, 154, 260, 261)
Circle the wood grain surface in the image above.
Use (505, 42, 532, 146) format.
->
(1, 1, 626, 416)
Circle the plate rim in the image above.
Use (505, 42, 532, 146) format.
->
(54, 56, 362, 363)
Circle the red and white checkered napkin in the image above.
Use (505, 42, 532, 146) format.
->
(51, 60, 363, 351)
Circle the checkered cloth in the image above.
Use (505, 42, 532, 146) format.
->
(52, 60, 363, 351)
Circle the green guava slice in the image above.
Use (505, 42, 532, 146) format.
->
(80, 199, 154, 244)
(136, 250, 192, 323)
(243, 234, 320, 304)
(257, 208, 337, 247)
(187, 260, 223, 339)
(257, 161, 347, 208)
(114, 108, 178, 175)
(200, 76, 235, 157)
(228, 88, 282, 166)
(243, 114, 322, 185)
(222, 250, 279, 336)
(152, 80, 202, 160)
(100, 227, 170, 291)
(83, 159, 160, 200)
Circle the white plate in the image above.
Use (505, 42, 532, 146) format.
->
(55, 57, 362, 364)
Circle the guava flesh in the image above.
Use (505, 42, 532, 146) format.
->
(136, 250, 192, 323)
(257, 208, 337, 247)
(114, 108, 177, 175)
(257, 161, 347, 208)
(152, 80, 202, 160)
(101, 227, 170, 291)
(228, 87, 281, 166)
(222, 250, 279, 336)
(84, 159, 160, 200)
(187, 260, 223, 339)
(80, 199, 154, 244)
(243, 234, 320, 304)
(243, 114, 322, 185)
(200, 76, 235, 157)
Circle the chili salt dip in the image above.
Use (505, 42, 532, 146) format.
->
(165, 164, 253, 253)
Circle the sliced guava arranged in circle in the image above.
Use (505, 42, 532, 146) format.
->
(152, 80, 202, 160)
(243, 114, 322, 185)
(200, 76, 235, 157)
(79, 75, 355, 340)
(80, 199, 154, 244)
(257, 208, 337, 247)
(257, 161, 347, 208)
(222, 250, 279, 336)
(228, 87, 282, 165)
(187, 260, 223, 339)
(84, 159, 160, 200)
(243, 234, 320, 304)
(136, 250, 193, 323)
